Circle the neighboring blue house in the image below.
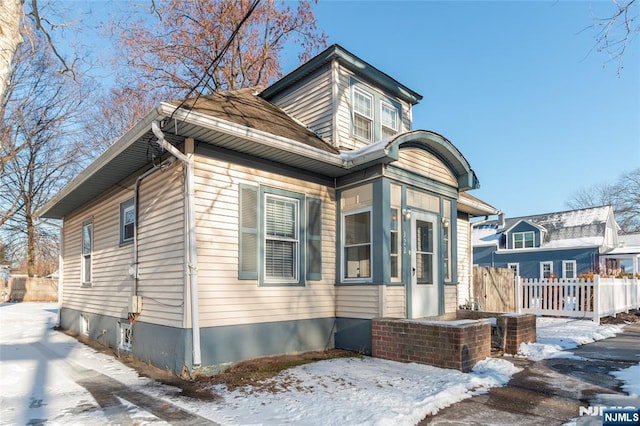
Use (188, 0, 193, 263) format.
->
(472, 206, 620, 279)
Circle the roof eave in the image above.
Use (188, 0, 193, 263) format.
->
(37, 106, 166, 219)
(260, 44, 423, 105)
(158, 103, 345, 169)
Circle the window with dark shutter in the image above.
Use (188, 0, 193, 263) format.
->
(239, 184, 258, 279)
(306, 198, 322, 281)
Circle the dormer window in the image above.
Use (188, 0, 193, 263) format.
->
(381, 101, 398, 139)
(351, 79, 403, 144)
(353, 87, 373, 141)
(513, 231, 534, 249)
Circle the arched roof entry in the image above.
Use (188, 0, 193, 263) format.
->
(386, 130, 479, 191)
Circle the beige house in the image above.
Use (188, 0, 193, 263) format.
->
(39, 45, 498, 374)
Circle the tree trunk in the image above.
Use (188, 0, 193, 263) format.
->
(0, 0, 23, 102)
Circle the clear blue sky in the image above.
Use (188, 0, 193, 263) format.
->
(63, 1, 640, 218)
(306, 0, 639, 219)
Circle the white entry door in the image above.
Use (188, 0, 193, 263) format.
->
(410, 212, 440, 318)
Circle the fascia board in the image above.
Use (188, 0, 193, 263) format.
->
(495, 245, 600, 254)
(158, 103, 345, 169)
(37, 106, 166, 218)
(459, 195, 501, 216)
(503, 219, 546, 235)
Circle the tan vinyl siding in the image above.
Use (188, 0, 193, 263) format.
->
(335, 67, 353, 150)
(384, 285, 406, 318)
(267, 64, 334, 145)
(336, 286, 380, 319)
(396, 148, 458, 187)
(194, 154, 336, 328)
(135, 165, 185, 327)
(444, 285, 457, 314)
(457, 214, 471, 307)
(61, 163, 185, 327)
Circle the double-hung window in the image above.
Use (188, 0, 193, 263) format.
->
(390, 184, 402, 282)
(508, 263, 520, 277)
(381, 101, 398, 139)
(81, 220, 93, 287)
(562, 260, 577, 279)
(341, 184, 373, 281)
(239, 184, 321, 285)
(353, 87, 373, 141)
(265, 194, 299, 283)
(343, 209, 371, 279)
(120, 199, 135, 244)
(513, 231, 534, 249)
(540, 261, 553, 279)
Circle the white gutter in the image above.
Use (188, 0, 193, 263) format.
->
(38, 108, 164, 218)
(151, 121, 201, 368)
(157, 102, 345, 169)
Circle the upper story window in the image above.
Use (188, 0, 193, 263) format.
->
(351, 79, 402, 143)
(381, 101, 398, 139)
(353, 87, 373, 141)
(513, 231, 534, 249)
(120, 199, 135, 244)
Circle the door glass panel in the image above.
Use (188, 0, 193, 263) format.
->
(416, 220, 433, 284)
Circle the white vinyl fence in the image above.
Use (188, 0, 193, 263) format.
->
(516, 275, 640, 323)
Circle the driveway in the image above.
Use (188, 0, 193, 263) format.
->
(0, 302, 215, 425)
(420, 322, 640, 425)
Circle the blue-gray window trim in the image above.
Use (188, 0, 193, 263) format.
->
(350, 78, 402, 142)
(238, 184, 313, 286)
(119, 198, 135, 245)
(306, 197, 322, 281)
(81, 218, 93, 288)
(239, 184, 259, 280)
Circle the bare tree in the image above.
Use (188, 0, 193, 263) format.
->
(591, 0, 639, 72)
(567, 168, 640, 234)
(1, 38, 91, 276)
(1, 0, 88, 175)
(89, 0, 325, 149)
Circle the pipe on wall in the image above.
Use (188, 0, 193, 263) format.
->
(151, 121, 201, 368)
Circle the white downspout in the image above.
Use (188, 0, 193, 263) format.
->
(151, 121, 201, 368)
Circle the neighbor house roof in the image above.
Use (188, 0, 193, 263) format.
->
(472, 206, 616, 249)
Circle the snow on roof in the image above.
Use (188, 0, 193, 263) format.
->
(619, 233, 640, 247)
(541, 236, 604, 249)
(472, 223, 501, 246)
(473, 206, 614, 249)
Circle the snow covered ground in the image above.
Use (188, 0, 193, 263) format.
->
(0, 303, 636, 425)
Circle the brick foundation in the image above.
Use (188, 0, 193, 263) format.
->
(371, 319, 491, 372)
(457, 311, 537, 354)
(498, 314, 536, 354)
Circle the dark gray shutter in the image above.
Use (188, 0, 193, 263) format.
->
(239, 184, 258, 279)
(306, 198, 322, 281)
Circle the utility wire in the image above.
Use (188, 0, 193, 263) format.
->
(169, 0, 262, 122)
